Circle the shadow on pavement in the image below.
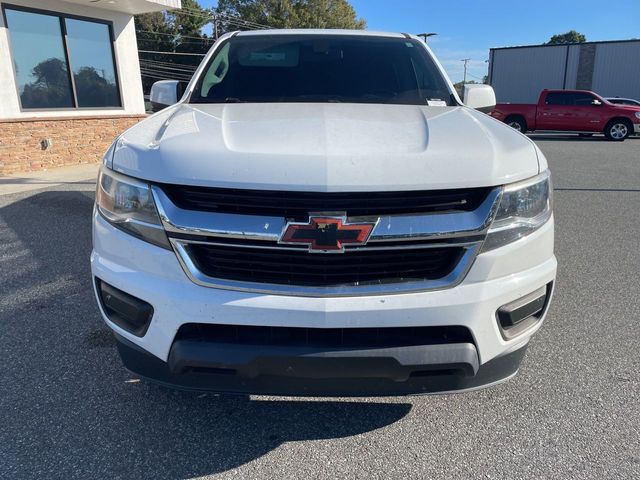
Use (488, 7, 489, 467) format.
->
(0, 189, 411, 479)
(528, 134, 639, 142)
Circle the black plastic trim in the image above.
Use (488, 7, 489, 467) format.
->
(497, 282, 553, 340)
(114, 334, 528, 396)
(96, 280, 153, 337)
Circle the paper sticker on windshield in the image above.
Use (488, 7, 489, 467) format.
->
(426, 99, 447, 106)
(250, 52, 286, 61)
(239, 45, 299, 67)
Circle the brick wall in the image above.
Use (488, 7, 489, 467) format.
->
(0, 115, 146, 175)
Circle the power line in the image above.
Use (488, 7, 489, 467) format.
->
(139, 69, 193, 81)
(138, 49, 206, 56)
(140, 57, 198, 66)
(136, 29, 211, 41)
(217, 13, 273, 30)
(466, 74, 487, 83)
(176, 6, 274, 30)
(139, 66, 197, 76)
(141, 72, 192, 82)
(137, 35, 212, 46)
(139, 61, 196, 71)
(139, 63, 197, 75)
(140, 67, 192, 77)
(139, 59, 198, 71)
(178, 5, 273, 30)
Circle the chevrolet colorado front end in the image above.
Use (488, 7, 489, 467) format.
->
(91, 30, 556, 396)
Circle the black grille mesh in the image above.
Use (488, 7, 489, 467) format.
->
(159, 184, 492, 217)
(175, 323, 474, 348)
(186, 243, 465, 287)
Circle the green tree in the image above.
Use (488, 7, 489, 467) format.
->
(134, 0, 212, 92)
(74, 66, 119, 107)
(215, 0, 366, 31)
(546, 30, 587, 45)
(135, 11, 177, 52)
(21, 57, 73, 108)
(173, 0, 211, 36)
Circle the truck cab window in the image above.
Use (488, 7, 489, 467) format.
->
(573, 92, 598, 106)
(545, 92, 572, 105)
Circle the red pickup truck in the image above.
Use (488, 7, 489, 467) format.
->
(490, 90, 640, 141)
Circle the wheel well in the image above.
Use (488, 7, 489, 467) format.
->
(504, 114, 527, 128)
(505, 114, 525, 123)
(605, 117, 633, 130)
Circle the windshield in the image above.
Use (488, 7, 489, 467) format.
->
(189, 35, 453, 105)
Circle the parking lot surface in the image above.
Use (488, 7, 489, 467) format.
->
(1, 136, 638, 479)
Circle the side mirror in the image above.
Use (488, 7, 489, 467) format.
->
(591, 99, 602, 106)
(463, 84, 496, 113)
(150, 80, 184, 112)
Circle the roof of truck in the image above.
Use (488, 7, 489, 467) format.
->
(235, 29, 410, 39)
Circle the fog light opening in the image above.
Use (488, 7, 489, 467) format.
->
(497, 283, 552, 340)
(96, 279, 154, 337)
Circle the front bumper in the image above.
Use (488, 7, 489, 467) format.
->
(634, 123, 640, 134)
(91, 212, 556, 395)
(115, 333, 528, 396)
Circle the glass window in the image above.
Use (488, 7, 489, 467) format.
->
(545, 92, 572, 106)
(609, 98, 640, 106)
(191, 35, 453, 105)
(572, 92, 596, 106)
(4, 8, 73, 109)
(3, 6, 121, 110)
(65, 18, 120, 107)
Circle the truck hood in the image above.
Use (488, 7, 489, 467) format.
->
(610, 104, 640, 113)
(111, 103, 540, 191)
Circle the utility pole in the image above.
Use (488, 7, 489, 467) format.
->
(213, 13, 219, 40)
(417, 32, 437, 42)
(461, 58, 470, 85)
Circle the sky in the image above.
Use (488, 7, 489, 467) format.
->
(200, 0, 639, 83)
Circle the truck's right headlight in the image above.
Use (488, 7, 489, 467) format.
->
(482, 170, 552, 251)
(96, 167, 170, 249)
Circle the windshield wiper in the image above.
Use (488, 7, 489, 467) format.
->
(291, 94, 345, 103)
(223, 97, 247, 103)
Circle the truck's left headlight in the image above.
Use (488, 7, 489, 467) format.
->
(96, 167, 170, 249)
(482, 170, 552, 251)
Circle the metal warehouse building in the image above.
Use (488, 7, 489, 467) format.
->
(488, 40, 640, 104)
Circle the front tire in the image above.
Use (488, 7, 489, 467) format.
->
(505, 116, 527, 133)
(604, 119, 631, 141)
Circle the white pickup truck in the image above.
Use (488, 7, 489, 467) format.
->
(92, 30, 556, 396)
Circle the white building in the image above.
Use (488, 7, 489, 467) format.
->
(488, 40, 640, 104)
(0, 0, 181, 173)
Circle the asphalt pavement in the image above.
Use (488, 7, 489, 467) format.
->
(1, 135, 638, 479)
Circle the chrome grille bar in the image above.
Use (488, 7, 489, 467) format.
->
(151, 185, 502, 296)
(152, 186, 501, 243)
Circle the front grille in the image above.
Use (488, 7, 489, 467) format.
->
(185, 243, 465, 287)
(158, 184, 492, 217)
(175, 323, 475, 348)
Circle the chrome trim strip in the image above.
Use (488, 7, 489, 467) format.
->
(152, 186, 285, 241)
(368, 188, 501, 242)
(169, 238, 480, 297)
(152, 186, 502, 243)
